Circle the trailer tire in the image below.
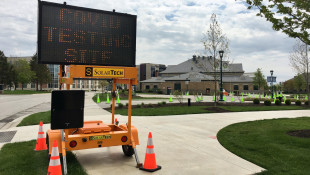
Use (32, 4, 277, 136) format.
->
(122, 145, 134, 157)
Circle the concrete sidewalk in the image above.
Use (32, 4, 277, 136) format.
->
(1, 92, 310, 175)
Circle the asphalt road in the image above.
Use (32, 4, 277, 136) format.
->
(0, 93, 51, 128)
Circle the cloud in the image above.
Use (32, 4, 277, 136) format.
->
(0, 0, 300, 82)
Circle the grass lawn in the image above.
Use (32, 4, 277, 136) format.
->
(92, 93, 168, 102)
(17, 111, 50, 127)
(112, 106, 212, 116)
(4, 90, 50, 94)
(220, 105, 306, 112)
(113, 105, 308, 116)
(217, 117, 310, 175)
(16, 105, 309, 125)
(0, 140, 87, 175)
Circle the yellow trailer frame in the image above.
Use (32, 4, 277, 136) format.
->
(46, 65, 141, 174)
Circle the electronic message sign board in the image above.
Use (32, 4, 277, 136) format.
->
(38, 1, 136, 67)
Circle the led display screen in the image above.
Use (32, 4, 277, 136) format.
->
(38, 1, 136, 66)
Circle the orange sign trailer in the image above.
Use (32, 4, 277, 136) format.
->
(46, 65, 141, 174)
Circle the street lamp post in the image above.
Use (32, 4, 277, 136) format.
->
(219, 50, 224, 101)
(270, 70, 274, 99)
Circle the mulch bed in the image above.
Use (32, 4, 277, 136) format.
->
(103, 101, 279, 110)
(287, 130, 310, 138)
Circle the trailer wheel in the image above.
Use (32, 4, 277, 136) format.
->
(122, 145, 134, 156)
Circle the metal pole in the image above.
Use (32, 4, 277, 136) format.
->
(219, 55, 224, 101)
(271, 73, 273, 99)
(61, 129, 67, 175)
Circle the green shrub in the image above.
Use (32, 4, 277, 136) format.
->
(275, 99, 281, 105)
(126, 103, 128, 106)
(148, 103, 153, 107)
(157, 102, 162, 106)
(264, 100, 271, 106)
(285, 99, 291, 105)
(162, 101, 166, 105)
(156, 89, 163, 94)
(305, 101, 309, 105)
(136, 104, 141, 108)
(253, 98, 260, 104)
(136, 90, 142, 93)
(141, 102, 145, 106)
(118, 103, 124, 108)
(295, 100, 301, 106)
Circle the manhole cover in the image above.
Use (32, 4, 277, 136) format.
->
(0, 131, 17, 143)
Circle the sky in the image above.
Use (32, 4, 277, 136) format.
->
(0, 0, 301, 83)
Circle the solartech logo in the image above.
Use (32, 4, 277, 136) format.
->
(85, 67, 125, 78)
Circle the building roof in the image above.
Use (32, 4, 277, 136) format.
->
(222, 75, 253, 83)
(140, 77, 165, 83)
(140, 71, 252, 83)
(160, 56, 244, 74)
(164, 72, 214, 82)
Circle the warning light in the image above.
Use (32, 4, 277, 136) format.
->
(69, 140, 77, 147)
(121, 136, 127, 142)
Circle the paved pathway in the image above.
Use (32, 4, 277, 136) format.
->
(1, 92, 309, 175)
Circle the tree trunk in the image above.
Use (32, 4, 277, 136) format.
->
(36, 81, 39, 91)
(306, 44, 309, 101)
(40, 83, 43, 91)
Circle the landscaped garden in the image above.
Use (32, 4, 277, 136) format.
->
(217, 117, 310, 175)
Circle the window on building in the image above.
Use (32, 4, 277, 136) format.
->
(234, 85, 239, 90)
(77, 80, 80, 88)
(243, 85, 248, 90)
(82, 80, 85, 88)
(86, 80, 89, 88)
(174, 83, 181, 91)
(146, 85, 150, 89)
(254, 85, 259, 90)
(154, 85, 158, 89)
(23, 84, 27, 88)
(72, 80, 76, 88)
(31, 83, 35, 88)
(151, 66, 156, 77)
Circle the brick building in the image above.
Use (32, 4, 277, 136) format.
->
(140, 55, 262, 95)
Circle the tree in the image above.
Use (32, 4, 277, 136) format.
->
(294, 74, 305, 94)
(245, 0, 310, 45)
(283, 79, 294, 93)
(98, 80, 109, 94)
(0, 50, 9, 87)
(14, 60, 35, 90)
(253, 68, 267, 92)
(290, 40, 309, 96)
(200, 13, 230, 106)
(30, 53, 51, 90)
(7, 64, 17, 90)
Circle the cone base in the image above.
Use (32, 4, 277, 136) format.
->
(139, 165, 161, 172)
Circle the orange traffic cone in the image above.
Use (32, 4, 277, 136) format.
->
(139, 132, 161, 172)
(35, 121, 47, 151)
(47, 140, 62, 175)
